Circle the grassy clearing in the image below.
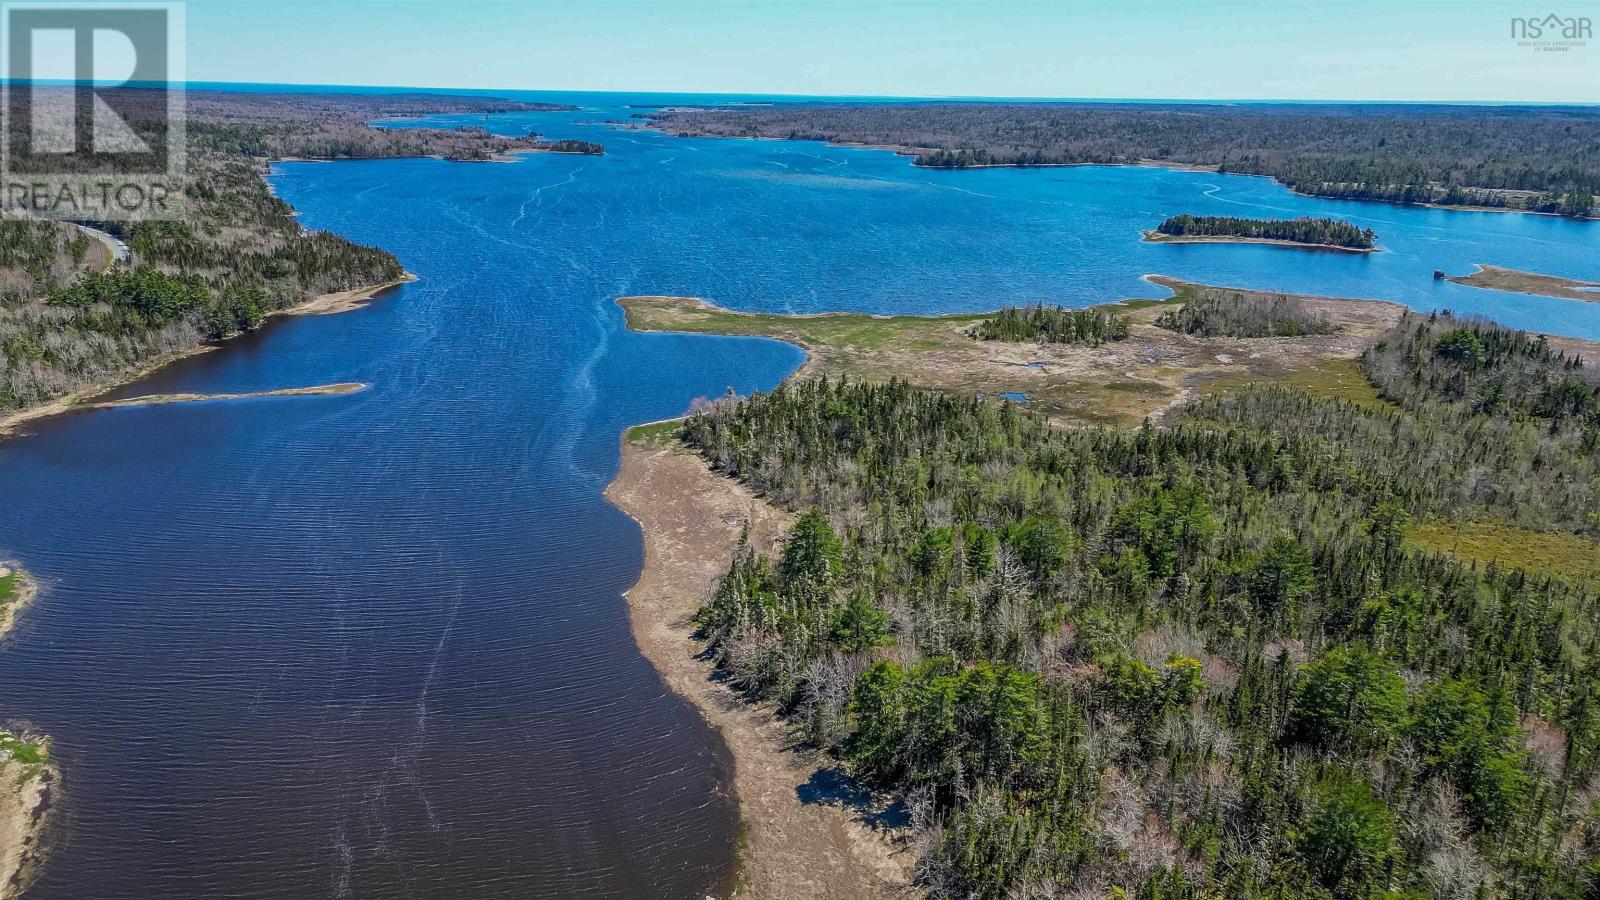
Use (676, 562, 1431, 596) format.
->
(0, 730, 47, 783)
(618, 294, 1178, 352)
(0, 732, 43, 766)
(1409, 520, 1600, 583)
(626, 419, 684, 445)
(618, 296, 988, 351)
(1199, 358, 1390, 409)
(1275, 358, 1387, 407)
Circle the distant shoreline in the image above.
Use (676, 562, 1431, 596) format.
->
(635, 121, 1599, 220)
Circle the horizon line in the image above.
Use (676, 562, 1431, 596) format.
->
(4, 78, 1598, 108)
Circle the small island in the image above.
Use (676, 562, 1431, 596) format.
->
(527, 138, 605, 155)
(1144, 214, 1378, 251)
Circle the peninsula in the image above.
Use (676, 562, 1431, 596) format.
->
(1446, 264, 1600, 302)
(0, 90, 598, 424)
(613, 283, 1600, 897)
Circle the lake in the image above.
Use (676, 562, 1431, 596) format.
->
(1, 92, 1596, 899)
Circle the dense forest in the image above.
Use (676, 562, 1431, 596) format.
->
(0, 220, 94, 301)
(1155, 292, 1339, 338)
(0, 89, 570, 411)
(673, 309, 1600, 898)
(648, 103, 1600, 217)
(1153, 215, 1376, 250)
(1363, 313, 1599, 433)
(974, 305, 1131, 345)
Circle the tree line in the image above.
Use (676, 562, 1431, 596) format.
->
(1154, 290, 1338, 338)
(973, 305, 1131, 345)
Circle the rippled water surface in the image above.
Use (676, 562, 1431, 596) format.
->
(1, 92, 1597, 899)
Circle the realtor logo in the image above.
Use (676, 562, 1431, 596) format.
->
(0, 1, 186, 219)
(1511, 13, 1592, 51)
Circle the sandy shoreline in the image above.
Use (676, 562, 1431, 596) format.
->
(80, 382, 368, 411)
(0, 566, 53, 900)
(0, 275, 411, 440)
(0, 747, 53, 900)
(606, 435, 913, 899)
(1446, 263, 1600, 303)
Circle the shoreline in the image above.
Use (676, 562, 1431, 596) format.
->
(0, 155, 416, 894)
(605, 433, 913, 899)
(0, 733, 54, 900)
(0, 566, 54, 900)
(0, 275, 412, 441)
(1141, 230, 1378, 253)
(0, 566, 38, 645)
(638, 122, 1598, 221)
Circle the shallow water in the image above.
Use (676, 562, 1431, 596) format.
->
(1, 93, 1597, 899)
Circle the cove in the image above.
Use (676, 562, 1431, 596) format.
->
(0, 92, 1597, 899)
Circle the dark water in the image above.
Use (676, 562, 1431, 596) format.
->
(2, 93, 1598, 899)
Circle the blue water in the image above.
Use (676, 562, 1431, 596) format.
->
(0, 94, 1597, 900)
(380, 98, 1600, 336)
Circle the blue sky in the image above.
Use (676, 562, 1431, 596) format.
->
(182, 0, 1598, 102)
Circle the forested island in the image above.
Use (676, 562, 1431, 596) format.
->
(527, 139, 605, 155)
(0, 89, 583, 416)
(646, 103, 1600, 217)
(1148, 215, 1377, 251)
(621, 286, 1600, 898)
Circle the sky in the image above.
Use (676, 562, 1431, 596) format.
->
(177, 0, 1597, 102)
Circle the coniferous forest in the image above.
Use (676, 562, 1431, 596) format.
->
(648, 103, 1600, 217)
(1153, 215, 1376, 250)
(974, 306, 1131, 345)
(675, 310, 1600, 899)
(1154, 292, 1338, 339)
